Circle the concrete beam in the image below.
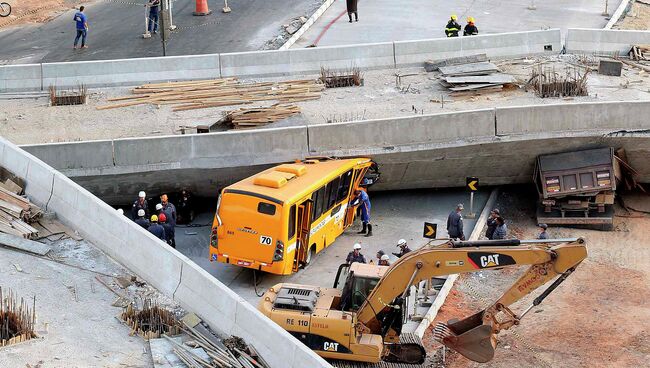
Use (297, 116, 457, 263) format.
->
(566, 28, 650, 55)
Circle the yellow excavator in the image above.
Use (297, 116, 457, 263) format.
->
(258, 238, 587, 365)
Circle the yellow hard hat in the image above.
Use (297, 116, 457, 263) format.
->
(451, 14, 457, 20)
(468, 16, 475, 23)
(151, 215, 158, 222)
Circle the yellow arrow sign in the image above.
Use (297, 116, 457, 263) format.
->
(468, 180, 478, 191)
(425, 225, 435, 236)
(423, 222, 437, 239)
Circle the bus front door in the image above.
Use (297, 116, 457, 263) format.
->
(343, 166, 370, 228)
(294, 201, 313, 272)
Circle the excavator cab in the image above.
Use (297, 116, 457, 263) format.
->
(333, 263, 387, 312)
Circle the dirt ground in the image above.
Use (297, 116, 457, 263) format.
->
(2, 54, 650, 145)
(422, 186, 650, 368)
(0, 0, 90, 29)
(614, 2, 650, 30)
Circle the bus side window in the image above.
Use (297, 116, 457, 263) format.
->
(288, 205, 296, 240)
(337, 170, 353, 202)
(327, 176, 341, 209)
(315, 186, 327, 219)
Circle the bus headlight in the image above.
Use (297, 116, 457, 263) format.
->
(273, 240, 284, 261)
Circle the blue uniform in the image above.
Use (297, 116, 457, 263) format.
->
(147, 223, 166, 240)
(358, 191, 371, 223)
(73, 12, 86, 30)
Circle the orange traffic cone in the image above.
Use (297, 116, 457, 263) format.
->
(193, 0, 212, 16)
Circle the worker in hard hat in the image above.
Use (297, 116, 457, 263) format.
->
(352, 188, 373, 237)
(537, 223, 549, 239)
(463, 16, 479, 36)
(131, 191, 148, 220)
(392, 239, 412, 258)
(135, 209, 150, 229)
(445, 14, 461, 37)
(346, 243, 367, 264)
(147, 215, 166, 240)
(158, 213, 174, 247)
(378, 254, 391, 266)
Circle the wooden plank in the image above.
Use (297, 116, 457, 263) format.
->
(0, 187, 30, 211)
(1, 179, 22, 195)
(39, 218, 83, 241)
(444, 74, 515, 84)
(0, 232, 51, 255)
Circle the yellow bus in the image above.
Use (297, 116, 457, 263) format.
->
(209, 158, 378, 275)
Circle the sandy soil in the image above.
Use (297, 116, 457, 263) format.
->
(0, 1, 90, 29)
(2, 54, 650, 145)
(422, 186, 650, 368)
(614, 2, 650, 30)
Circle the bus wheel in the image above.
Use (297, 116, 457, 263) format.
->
(304, 245, 316, 266)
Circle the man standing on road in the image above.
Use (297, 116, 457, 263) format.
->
(346, 243, 366, 264)
(346, 0, 358, 23)
(492, 217, 508, 240)
(147, 0, 160, 34)
(537, 223, 548, 239)
(132, 191, 148, 220)
(445, 15, 461, 37)
(353, 189, 372, 237)
(447, 204, 465, 240)
(485, 208, 500, 239)
(73, 6, 89, 49)
(463, 16, 479, 36)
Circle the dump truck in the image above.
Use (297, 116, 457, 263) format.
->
(534, 147, 618, 229)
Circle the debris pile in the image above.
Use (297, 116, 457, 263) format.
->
(49, 85, 87, 106)
(319, 67, 364, 88)
(0, 287, 36, 347)
(97, 78, 324, 112)
(438, 61, 515, 94)
(222, 103, 301, 129)
(528, 65, 588, 98)
(629, 45, 650, 61)
(0, 179, 42, 239)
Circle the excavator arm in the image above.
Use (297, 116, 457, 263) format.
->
(355, 238, 587, 363)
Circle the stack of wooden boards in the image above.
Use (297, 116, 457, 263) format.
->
(629, 45, 650, 62)
(222, 104, 300, 129)
(438, 61, 515, 94)
(0, 180, 41, 239)
(97, 78, 325, 112)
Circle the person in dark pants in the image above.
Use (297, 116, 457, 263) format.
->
(346, 243, 366, 264)
(346, 0, 358, 23)
(445, 14, 461, 37)
(135, 209, 150, 229)
(147, 0, 160, 34)
(492, 216, 508, 240)
(353, 189, 372, 237)
(537, 223, 548, 239)
(147, 215, 166, 240)
(159, 213, 175, 248)
(463, 16, 479, 36)
(485, 208, 500, 240)
(447, 203, 465, 240)
(131, 191, 148, 220)
(177, 189, 194, 224)
(73, 6, 88, 49)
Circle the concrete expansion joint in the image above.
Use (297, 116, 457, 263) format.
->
(44, 174, 55, 212)
(172, 261, 184, 300)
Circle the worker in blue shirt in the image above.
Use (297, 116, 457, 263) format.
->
(73, 6, 88, 49)
(352, 189, 372, 237)
(147, 0, 160, 34)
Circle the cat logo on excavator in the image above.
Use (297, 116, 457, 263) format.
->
(467, 252, 516, 269)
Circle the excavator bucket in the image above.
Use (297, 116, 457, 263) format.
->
(433, 311, 497, 363)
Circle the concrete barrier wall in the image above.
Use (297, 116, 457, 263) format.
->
(0, 137, 332, 368)
(496, 101, 650, 135)
(394, 29, 561, 67)
(307, 109, 495, 155)
(565, 28, 650, 55)
(0, 64, 41, 92)
(22, 140, 114, 171)
(41, 54, 221, 89)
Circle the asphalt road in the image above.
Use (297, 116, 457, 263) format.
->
(0, 0, 320, 64)
(174, 188, 490, 304)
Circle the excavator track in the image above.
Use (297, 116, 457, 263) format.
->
(330, 333, 427, 368)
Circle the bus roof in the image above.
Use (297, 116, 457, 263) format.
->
(223, 158, 371, 205)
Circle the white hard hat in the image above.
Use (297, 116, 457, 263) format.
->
(397, 239, 407, 246)
(116, 208, 124, 215)
(353, 243, 362, 250)
(139, 191, 146, 198)
(137, 209, 145, 217)
(155, 203, 163, 211)
(380, 254, 390, 261)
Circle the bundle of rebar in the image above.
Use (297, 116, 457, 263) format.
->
(96, 78, 324, 111)
(529, 65, 588, 98)
(0, 287, 36, 347)
(49, 85, 87, 106)
(121, 299, 180, 340)
(319, 67, 363, 88)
